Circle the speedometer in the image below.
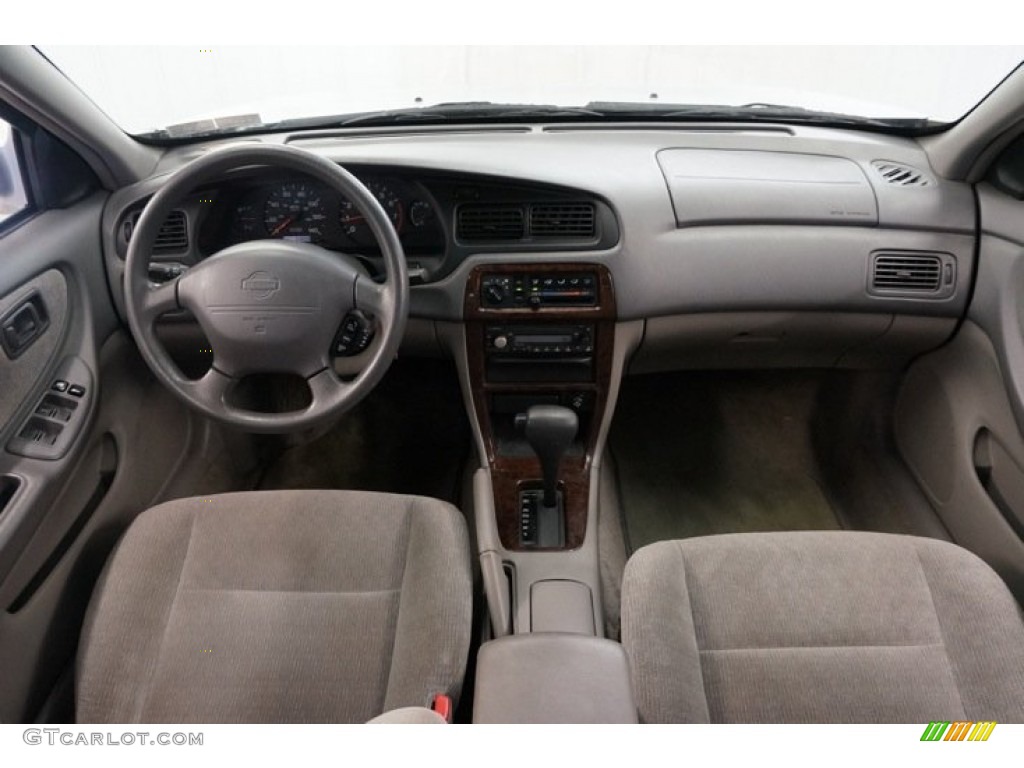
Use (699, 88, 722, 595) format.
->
(339, 179, 405, 246)
(263, 181, 328, 243)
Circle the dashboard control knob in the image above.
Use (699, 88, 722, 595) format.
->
(493, 335, 509, 350)
(484, 284, 506, 305)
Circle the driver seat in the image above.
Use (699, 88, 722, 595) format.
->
(76, 490, 472, 723)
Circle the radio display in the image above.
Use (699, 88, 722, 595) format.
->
(516, 334, 574, 344)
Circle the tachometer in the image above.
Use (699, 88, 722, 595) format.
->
(263, 181, 328, 242)
(339, 179, 404, 245)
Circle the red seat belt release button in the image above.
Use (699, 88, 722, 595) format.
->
(432, 693, 453, 723)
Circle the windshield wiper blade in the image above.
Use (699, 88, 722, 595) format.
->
(583, 101, 934, 130)
(135, 103, 601, 140)
(332, 102, 606, 127)
(136, 100, 938, 142)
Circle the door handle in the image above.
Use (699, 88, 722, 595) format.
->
(1, 290, 49, 359)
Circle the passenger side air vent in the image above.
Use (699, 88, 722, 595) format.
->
(871, 160, 932, 188)
(870, 252, 948, 295)
(123, 209, 189, 253)
(457, 205, 525, 241)
(530, 203, 596, 238)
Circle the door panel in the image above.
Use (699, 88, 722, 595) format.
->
(0, 270, 68, 427)
(0, 193, 118, 721)
(894, 181, 1024, 599)
(0, 196, 116, 572)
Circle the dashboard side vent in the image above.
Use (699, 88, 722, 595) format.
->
(870, 252, 943, 293)
(124, 209, 189, 253)
(872, 160, 932, 188)
(457, 205, 525, 241)
(153, 210, 189, 252)
(530, 203, 596, 238)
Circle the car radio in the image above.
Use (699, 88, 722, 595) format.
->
(483, 324, 595, 383)
(485, 325, 593, 357)
(480, 272, 597, 309)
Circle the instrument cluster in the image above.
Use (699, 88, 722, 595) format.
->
(202, 174, 444, 255)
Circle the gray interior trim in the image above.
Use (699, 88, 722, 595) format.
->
(0, 270, 68, 432)
(473, 633, 637, 723)
(0, 47, 158, 187)
(630, 311, 957, 373)
(105, 126, 976, 326)
(895, 320, 1024, 598)
(658, 148, 878, 227)
(922, 65, 1024, 182)
(970, 183, 1024, 433)
(530, 580, 595, 635)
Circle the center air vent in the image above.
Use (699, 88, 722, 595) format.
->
(457, 205, 525, 241)
(530, 203, 596, 238)
(870, 252, 951, 296)
(124, 209, 189, 253)
(871, 160, 932, 188)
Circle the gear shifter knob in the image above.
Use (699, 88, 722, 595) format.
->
(515, 405, 579, 508)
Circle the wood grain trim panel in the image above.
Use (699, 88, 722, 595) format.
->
(464, 263, 615, 551)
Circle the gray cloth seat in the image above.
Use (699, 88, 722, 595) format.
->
(621, 531, 1024, 723)
(77, 490, 472, 723)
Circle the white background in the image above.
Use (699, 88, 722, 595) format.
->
(42, 45, 1024, 134)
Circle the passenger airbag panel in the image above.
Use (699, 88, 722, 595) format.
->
(658, 148, 878, 227)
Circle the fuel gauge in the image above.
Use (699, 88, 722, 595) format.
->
(232, 202, 261, 240)
(409, 200, 434, 228)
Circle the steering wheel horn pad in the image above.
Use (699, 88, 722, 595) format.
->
(177, 241, 363, 379)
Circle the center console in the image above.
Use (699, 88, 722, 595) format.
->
(472, 633, 637, 723)
(464, 263, 616, 553)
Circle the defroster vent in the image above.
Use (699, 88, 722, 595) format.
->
(871, 161, 932, 188)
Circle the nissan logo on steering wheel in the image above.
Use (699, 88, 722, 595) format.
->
(241, 271, 281, 300)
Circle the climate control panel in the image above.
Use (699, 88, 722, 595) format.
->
(480, 272, 597, 309)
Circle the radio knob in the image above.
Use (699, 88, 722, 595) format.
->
(493, 335, 509, 350)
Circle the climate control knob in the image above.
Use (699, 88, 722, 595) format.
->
(484, 284, 506, 305)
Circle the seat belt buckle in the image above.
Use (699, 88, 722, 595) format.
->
(431, 693, 453, 723)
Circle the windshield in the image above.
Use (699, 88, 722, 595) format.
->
(40, 45, 1024, 139)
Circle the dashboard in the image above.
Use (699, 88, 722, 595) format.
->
(101, 123, 977, 373)
(110, 163, 619, 290)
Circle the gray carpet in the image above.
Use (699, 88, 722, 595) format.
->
(258, 359, 470, 504)
(610, 372, 842, 554)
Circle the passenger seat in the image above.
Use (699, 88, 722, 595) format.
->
(620, 531, 1024, 723)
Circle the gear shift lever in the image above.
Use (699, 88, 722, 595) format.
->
(515, 405, 579, 508)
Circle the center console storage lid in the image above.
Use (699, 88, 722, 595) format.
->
(473, 633, 638, 723)
(658, 148, 878, 227)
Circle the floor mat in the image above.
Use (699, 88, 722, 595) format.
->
(258, 358, 470, 504)
(610, 371, 841, 553)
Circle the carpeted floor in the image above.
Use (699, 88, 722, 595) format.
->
(609, 371, 842, 554)
(258, 358, 471, 504)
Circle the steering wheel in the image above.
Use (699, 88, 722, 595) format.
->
(124, 144, 409, 433)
